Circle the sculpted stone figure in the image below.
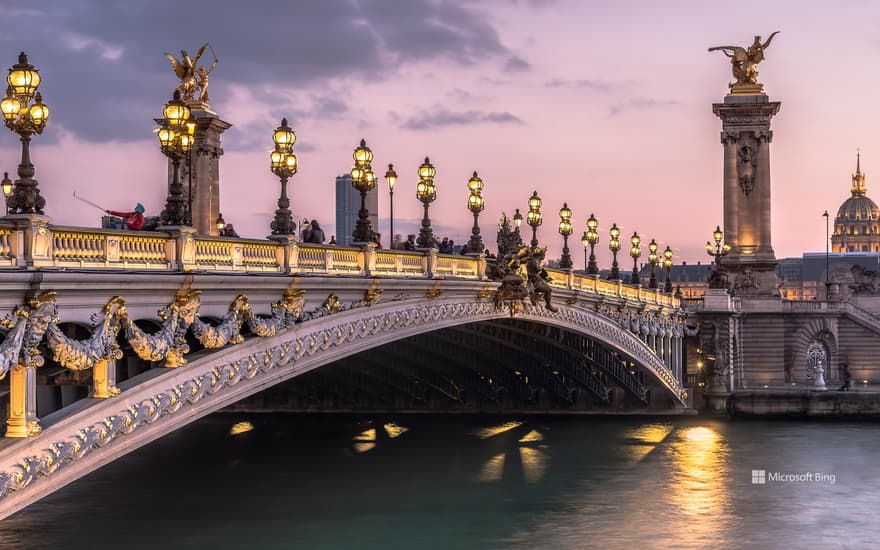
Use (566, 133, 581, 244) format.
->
(164, 43, 218, 103)
(708, 32, 779, 87)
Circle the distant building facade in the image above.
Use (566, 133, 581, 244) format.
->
(334, 174, 379, 247)
(832, 154, 880, 253)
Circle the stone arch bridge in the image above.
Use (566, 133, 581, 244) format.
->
(0, 221, 685, 518)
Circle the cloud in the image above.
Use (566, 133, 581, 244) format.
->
(0, 0, 521, 144)
(503, 55, 531, 72)
(446, 88, 493, 102)
(545, 78, 623, 92)
(400, 108, 523, 130)
(608, 97, 682, 116)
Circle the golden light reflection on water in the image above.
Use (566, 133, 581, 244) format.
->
(520, 447, 548, 483)
(476, 452, 506, 482)
(518, 430, 543, 443)
(620, 423, 674, 463)
(473, 421, 523, 439)
(383, 423, 408, 438)
(353, 427, 376, 453)
(229, 421, 254, 435)
(666, 425, 731, 545)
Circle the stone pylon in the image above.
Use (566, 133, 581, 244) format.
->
(713, 91, 781, 296)
(171, 102, 231, 236)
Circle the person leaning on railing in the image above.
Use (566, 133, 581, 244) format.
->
(105, 203, 145, 231)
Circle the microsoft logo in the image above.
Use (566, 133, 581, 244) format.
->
(751, 470, 766, 484)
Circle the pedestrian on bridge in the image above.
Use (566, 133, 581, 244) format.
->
(839, 363, 852, 391)
(105, 203, 145, 231)
(306, 220, 325, 243)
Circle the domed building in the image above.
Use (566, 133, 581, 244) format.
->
(832, 153, 880, 253)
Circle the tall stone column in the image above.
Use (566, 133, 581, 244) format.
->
(713, 93, 781, 295)
(173, 103, 232, 236)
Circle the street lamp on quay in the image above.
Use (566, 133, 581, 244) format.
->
(1, 172, 12, 215)
(416, 157, 437, 248)
(629, 231, 641, 285)
(350, 139, 376, 244)
(608, 223, 621, 280)
(527, 191, 542, 248)
(663, 246, 674, 293)
(385, 164, 397, 249)
(647, 238, 659, 289)
(466, 171, 485, 255)
(558, 203, 573, 269)
(268, 118, 298, 235)
(513, 208, 523, 235)
(822, 210, 830, 292)
(1, 52, 50, 215)
(157, 91, 195, 226)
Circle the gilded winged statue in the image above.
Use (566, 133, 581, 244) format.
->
(708, 32, 779, 87)
(164, 44, 218, 103)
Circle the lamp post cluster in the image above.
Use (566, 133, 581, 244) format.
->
(706, 225, 731, 264)
(416, 157, 437, 248)
(268, 118, 298, 235)
(527, 191, 542, 247)
(609, 223, 621, 280)
(157, 91, 196, 226)
(558, 203, 573, 268)
(629, 232, 642, 285)
(350, 139, 376, 243)
(581, 214, 599, 275)
(1, 52, 49, 215)
(466, 171, 485, 254)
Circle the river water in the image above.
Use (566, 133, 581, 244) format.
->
(2, 415, 879, 549)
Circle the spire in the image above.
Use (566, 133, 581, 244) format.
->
(852, 149, 867, 196)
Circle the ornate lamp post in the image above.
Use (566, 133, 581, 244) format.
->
(385, 164, 397, 248)
(526, 191, 542, 247)
(1, 52, 49, 215)
(584, 213, 599, 275)
(663, 246, 674, 293)
(580, 231, 589, 273)
(558, 202, 573, 268)
(647, 238, 659, 288)
(157, 91, 194, 226)
(416, 157, 437, 248)
(466, 171, 485, 254)
(706, 225, 732, 289)
(513, 208, 523, 235)
(608, 223, 621, 280)
(629, 231, 641, 285)
(215, 213, 226, 233)
(706, 225, 731, 264)
(268, 118, 298, 235)
(350, 139, 376, 243)
(1, 172, 12, 216)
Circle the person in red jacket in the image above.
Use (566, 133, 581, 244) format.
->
(106, 203, 145, 230)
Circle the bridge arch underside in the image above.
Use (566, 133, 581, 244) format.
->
(235, 319, 678, 413)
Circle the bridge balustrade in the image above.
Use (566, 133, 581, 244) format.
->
(0, 222, 680, 309)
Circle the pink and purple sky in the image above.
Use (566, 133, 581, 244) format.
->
(0, 0, 877, 264)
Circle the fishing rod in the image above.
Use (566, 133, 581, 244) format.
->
(72, 191, 108, 213)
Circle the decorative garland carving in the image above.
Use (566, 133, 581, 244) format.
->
(0, 291, 59, 376)
(191, 295, 249, 348)
(45, 297, 125, 371)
